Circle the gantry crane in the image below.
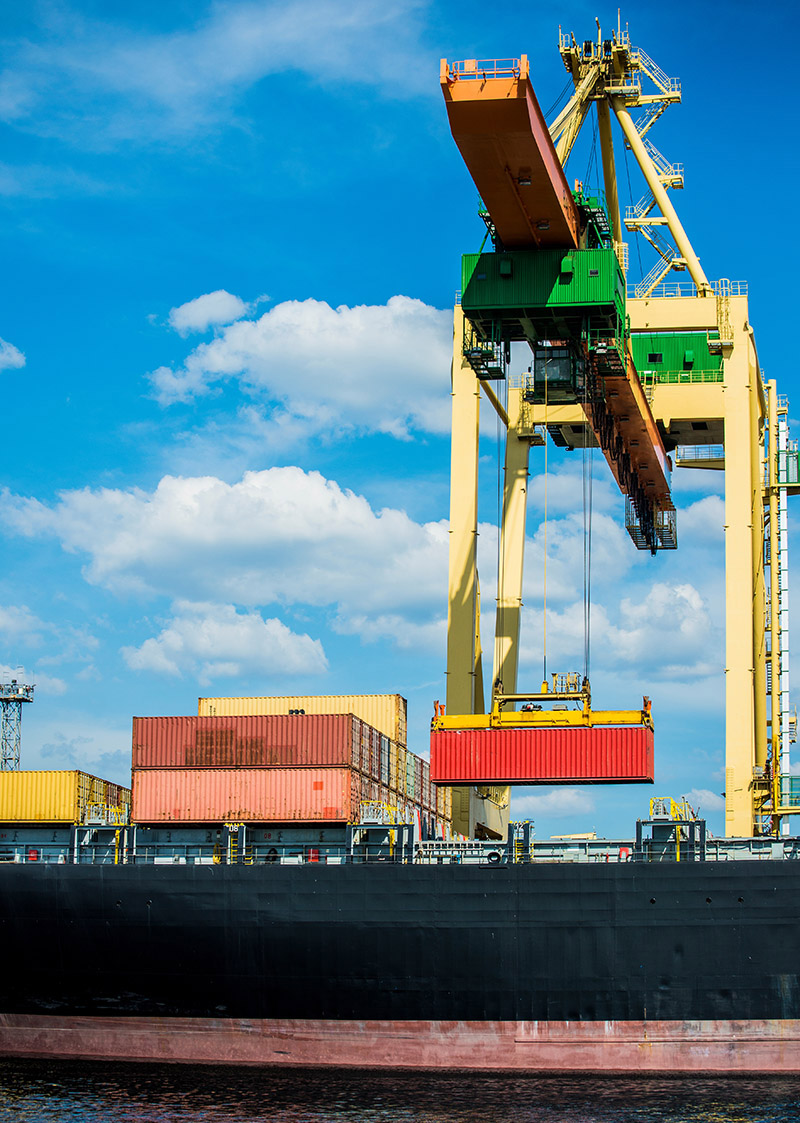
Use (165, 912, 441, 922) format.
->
(430, 23, 799, 840)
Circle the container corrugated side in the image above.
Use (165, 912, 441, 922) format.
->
(0, 770, 131, 823)
(132, 714, 364, 770)
(197, 694, 408, 745)
(430, 726, 654, 784)
(462, 248, 623, 315)
(132, 767, 363, 823)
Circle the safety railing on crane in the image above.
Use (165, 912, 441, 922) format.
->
(628, 280, 748, 300)
(444, 58, 523, 82)
(629, 47, 681, 96)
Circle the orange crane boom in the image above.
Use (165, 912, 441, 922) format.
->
(440, 57, 580, 250)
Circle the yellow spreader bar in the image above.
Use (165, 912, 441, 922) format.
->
(432, 706, 653, 732)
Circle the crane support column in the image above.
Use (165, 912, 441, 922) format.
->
(723, 315, 761, 835)
(612, 99, 712, 296)
(446, 305, 484, 838)
(446, 304, 484, 717)
(750, 339, 768, 791)
(767, 380, 782, 829)
(493, 385, 529, 696)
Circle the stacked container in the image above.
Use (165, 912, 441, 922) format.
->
(197, 693, 407, 745)
(0, 770, 131, 824)
(132, 711, 450, 834)
(191, 695, 449, 838)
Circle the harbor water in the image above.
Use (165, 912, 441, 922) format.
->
(1, 1061, 799, 1122)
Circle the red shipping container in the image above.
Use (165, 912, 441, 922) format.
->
(430, 726, 654, 784)
(132, 714, 379, 770)
(132, 767, 363, 823)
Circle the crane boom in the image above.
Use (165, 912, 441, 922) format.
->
(440, 57, 580, 250)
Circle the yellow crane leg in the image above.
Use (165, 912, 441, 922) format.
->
(446, 305, 484, 836)
(750, 337, 768, 791)
(723, 316, 759, 835)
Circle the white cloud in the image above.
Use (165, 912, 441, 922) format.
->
(335, 612, 446, 652)
(0, 337, 25, 371)
(150, 294, 452, 436)
(1, 0, 429, 146)
(0, 662, 66, 697)
(26, 716, 132, 783)
(518, 580, 720, 685)
(684, 788, 725, 814)
(122, 600, 327, 682)
(511, 788, 595, 820)
(0, 604, 45, 644)
(168, 290, 252, 335)
(3, 468, 448, 647)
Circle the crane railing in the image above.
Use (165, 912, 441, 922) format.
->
(445, 58, 522, 82)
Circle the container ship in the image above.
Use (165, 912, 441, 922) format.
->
(2, 23, 800, 1073)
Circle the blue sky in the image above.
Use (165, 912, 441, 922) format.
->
(1, 0, 798, 839)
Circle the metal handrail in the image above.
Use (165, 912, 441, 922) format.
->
(447, 59, 521, 81)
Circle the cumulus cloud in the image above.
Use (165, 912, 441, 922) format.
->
(28, 717, 132, 782)
(121, 600, 327, 682)
(1, 0, 429, 146)
(684, 788, 725, 814)
(511, 788, 595, 820)
(0, 662, 66, 696)
(168, 290, 253, 335)
(677, 494, 724, 542)
(3, 467, 449, 644)
(518, 580, 720, 684)
(149, 294, 452, 436)
(2, 459, 729, 683)
(0, 337, 25, 371)
(0, 604, 45, 644)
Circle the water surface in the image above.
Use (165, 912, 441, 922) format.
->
(1, 1061, 799, 1122)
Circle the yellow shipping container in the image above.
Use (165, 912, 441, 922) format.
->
(0, 771, 131, 824)
(198, 694, 408, 745)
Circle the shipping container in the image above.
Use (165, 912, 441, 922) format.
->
(132, 767, 363, 824)
(197, 694, 407, 745)
(0, 770, 131, 824)
(380, 736, 390, 787)
(394, 744, 407, 794)
(370, 727, 381, 782)
(414, 757, 424, 804)
(405, 754, 416, 800)
(430, 726, 654, 784)
(435, 784, 453, 821)
(133, 713, 377, 771)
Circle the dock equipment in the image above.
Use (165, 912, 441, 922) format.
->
(436, 21, 798, 839)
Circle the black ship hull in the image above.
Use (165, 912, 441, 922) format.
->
(1, 861, 799, 1070)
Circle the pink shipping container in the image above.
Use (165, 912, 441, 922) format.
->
(132, 767, 363, 823)
(132, 714, 381, 771)
(430, 726, 654, 784)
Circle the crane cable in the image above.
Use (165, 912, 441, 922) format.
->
(542, 358, 548, 686)
(582, 353, 594, 683)
(579, 110, 602, 684)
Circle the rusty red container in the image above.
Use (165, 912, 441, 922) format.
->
(133, 714, 375, 770)
(430, 726, 654, 784)
(132, 766, 363, 823)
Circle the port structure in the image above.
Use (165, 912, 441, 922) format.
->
(434, 23, 798, 839)
(0, 680, 34, 771)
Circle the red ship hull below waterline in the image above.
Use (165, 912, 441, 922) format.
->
(1, 1015, 799, 1072)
